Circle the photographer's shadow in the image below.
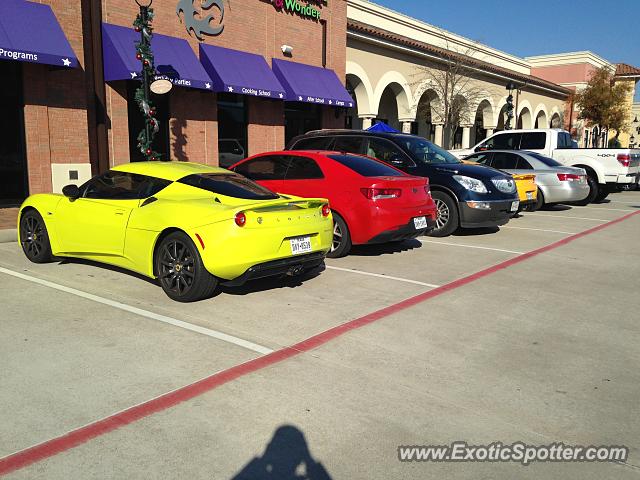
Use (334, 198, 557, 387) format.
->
(232, 425, 332, 480)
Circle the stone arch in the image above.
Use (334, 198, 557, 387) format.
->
(373, 71, 413, 123)
(550, 106, 562, 128)
(414, 87, 441, 142)
(517, 100, 533, 129)
(346, 61, 375, 117)
(472, 98, 495, 144)
(533, 104, 548, 129)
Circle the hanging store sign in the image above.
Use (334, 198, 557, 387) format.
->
(269, 0, 326, 21)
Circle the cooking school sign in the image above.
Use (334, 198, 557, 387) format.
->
(269, 0, 326, 21)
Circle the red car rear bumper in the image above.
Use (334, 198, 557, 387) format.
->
(351, 202, 437, 244)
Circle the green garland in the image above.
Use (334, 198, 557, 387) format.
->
(134, 7, 160, 161)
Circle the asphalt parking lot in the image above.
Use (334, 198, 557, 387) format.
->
(1, 191, 639, 479)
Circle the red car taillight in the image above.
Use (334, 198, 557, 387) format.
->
(557, 173, 582, 182)
(235, 211, 246, 227)
(321, 204, 331, 217)
(360, 188, 402, 199)
(617, 153, 631, 167)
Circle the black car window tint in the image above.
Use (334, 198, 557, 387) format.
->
(178, 173, 279, 200)
(490, 133, 521, 150)
(333, 136, 364, 154)
(233, 155, 290, 181)
(520, 132, 546, 150)
(291, 136, 333, 150)
(491, 152, 519, 170)
(284, 156, 325, 179)
(515, 156, 534, 169)
(365, 138, 408, 164)
(328, 154, 403, 177)
(83, 171, 151, 200)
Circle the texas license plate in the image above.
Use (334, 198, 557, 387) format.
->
(510, 200, 520, 212)
(290, 236, 312, 255)
(413, 216, 428, 229)
(526, 192, 534, 200)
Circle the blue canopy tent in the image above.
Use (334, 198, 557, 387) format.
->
(366, 122, 400, 133)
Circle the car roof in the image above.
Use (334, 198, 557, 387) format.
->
(111, 161, 228, 181)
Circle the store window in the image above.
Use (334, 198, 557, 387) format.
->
(285, 103, 321, 145)
(0, 61, 28, 205)
(126, 82, 170, 162)
(218, 93, 247, 165)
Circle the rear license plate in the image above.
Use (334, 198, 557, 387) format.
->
(510, 200, 520, 212)
(290, 236, 312, 255)
(413, 216, 428, 229)
(526, 191, 534, 200)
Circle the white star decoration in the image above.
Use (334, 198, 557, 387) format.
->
(130, 72, 138, 79)
(278, 93, 284, 99)
(205, 83, 211, 89)
(228, 86, 234, 92)
(298, 96, 303, 101)
(62, 58, 71, 67)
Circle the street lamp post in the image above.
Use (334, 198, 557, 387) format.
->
(505, 81, 516, 130)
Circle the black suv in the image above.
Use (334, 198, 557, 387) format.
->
(287, 130, 519, 236)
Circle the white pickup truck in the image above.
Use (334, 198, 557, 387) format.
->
(451, 129, 640, 203)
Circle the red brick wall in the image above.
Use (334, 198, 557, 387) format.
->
(24, 0, 90, 194)
(22, 0, 347, 190)
(102, 0, 348, 164)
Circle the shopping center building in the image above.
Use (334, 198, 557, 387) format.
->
(0, 0, 351, 205)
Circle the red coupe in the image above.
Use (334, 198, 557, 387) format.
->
(231, 151, 437, 257)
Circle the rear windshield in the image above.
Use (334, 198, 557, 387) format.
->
(328, 154, 404, 177)
(526, 152, 564, 167)
(178, 173, 279, 200)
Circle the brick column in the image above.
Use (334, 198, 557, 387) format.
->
(247, 97, 285, 156)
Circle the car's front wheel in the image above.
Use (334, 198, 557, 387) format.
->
(155, 232, 218, 302)
(428, 191, 459, 237)
(20, 209, 54, 263)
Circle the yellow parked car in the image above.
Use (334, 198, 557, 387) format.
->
(511, 173, 537, 211)
(18, 162, 333, 302)
(462, 160, 536, 211)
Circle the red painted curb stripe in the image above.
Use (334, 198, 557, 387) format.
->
(1, 209, 638, 475)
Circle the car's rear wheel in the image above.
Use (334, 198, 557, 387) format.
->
(328, 213, 351, 258)
(428, 191, 458, 237)
(594, 189, 609, 203)
(527, 188, 544, 212)
(574, 175, 598, 206)
(20, 210, 53, 263)
(155, 232, 218, 302)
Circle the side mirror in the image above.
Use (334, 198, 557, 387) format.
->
(62, 184, 80, 200)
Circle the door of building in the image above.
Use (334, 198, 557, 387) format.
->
(0, 61, 28, 205)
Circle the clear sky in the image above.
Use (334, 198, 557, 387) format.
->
(372, 0, 640, 100)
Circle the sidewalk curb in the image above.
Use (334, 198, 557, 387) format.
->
(0, 229, 17, 243)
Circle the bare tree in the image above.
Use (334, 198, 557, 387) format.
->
(409, 34, 499, 149)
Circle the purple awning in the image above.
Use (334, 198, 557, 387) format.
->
(199, 44, 286, 100)
(272, 59, 353, 107)
(102, 23, 212, 90)
(0, 0, 78, 68)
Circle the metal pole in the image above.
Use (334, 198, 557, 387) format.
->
(140, 5, 152, 147)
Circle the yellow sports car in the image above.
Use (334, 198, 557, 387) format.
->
(18, 162, 333, 302)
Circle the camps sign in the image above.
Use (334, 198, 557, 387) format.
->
(269, 0, 326, 21)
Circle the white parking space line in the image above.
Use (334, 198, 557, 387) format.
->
(418, 239, 524, 255)
(572, 206, 636, 213)
(501, 226, 577, 235)
(526, 213, 609, 222)
(0, 266, 274, 355)
(325, 265, 439, 288)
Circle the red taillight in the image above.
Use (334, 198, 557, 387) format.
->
(360, 188, 402, 199)
(321, 204, 331, 217)
(617, 153, 631, 167)
(557, 173, 582, 182)
(234, 211, 246, 227)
